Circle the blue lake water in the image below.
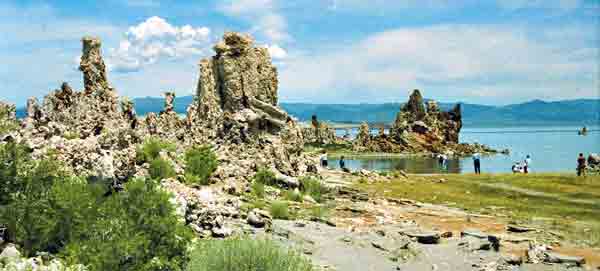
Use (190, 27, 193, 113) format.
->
(330, 126, 600, 174)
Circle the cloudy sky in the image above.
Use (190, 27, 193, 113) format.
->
(1, 0, 598, 106)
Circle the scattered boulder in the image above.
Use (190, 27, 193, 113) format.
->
(544, 252, 585, 266)
(247, 209, 272, 228)
(0, 244, 21, 262)
(402, 231, 441, 244)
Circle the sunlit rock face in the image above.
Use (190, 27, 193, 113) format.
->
(191, 32, 312, 178)
(196, 32, 281, 131)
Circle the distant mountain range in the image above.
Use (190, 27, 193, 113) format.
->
(15, 96, 599, 127)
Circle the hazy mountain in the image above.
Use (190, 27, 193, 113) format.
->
(15, 96, 599, 127)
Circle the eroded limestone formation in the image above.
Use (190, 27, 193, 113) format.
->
(196, 32, 285, 134)
(191, 32, 312, 179)
(80, 37, 110, 95)
(354, 89, 494, 155)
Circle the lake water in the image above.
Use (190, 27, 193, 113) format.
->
(329, 126, 600, 174)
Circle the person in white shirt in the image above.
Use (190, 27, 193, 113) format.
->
(524, 155, 532, 174)
(319, 150, 328, 168)
(473, 152, 481, 174)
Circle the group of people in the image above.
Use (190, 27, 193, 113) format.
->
(511, 155, 532, 174)
(319, 151, 350, 172)
(472, 153, 533, 175)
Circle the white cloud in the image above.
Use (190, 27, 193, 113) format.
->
(108, 16, 212, 72)
(266, 44, 287, 59)
(219, 0, 290, 43)
(279, 24, 598, 104)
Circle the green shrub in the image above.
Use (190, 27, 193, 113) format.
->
(149, 158, 176, 180)
(136, 137, 176, 163)
(188, 237, 314, 271)
(283, 189, 303, 202)
(61, 179, 193, 271)
(0, 142, 35, 204)
(270, 201, 290, 220)
(254, 168, 277, 186)
(0, 144, 193, 270)
(0, 107, 18, 135)
(184, 145, 218, 185)
(251, 182, 266, 198)
(300, 177, 328, 203)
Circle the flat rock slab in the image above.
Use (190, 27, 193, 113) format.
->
(545, 252, 585, 266)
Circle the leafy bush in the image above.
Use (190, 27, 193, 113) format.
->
(283, 189, 303, 202)
(184, 145, 218, 185)
(254, 168, 277, 186)
(149, 158, 176, 180)
(0, 142, 36, 204)
(0, 144, 193, 270)
(61, 179, 193, 271)
(0, 107, 18, 135)
(188, 237, 314, 271)
(270, 201, 290, 220)
(300, 177, 328, 203)
(251, 182, 266, 198)
(136, 137, 176, 164)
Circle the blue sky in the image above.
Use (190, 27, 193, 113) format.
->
(1, 0, 598, 107)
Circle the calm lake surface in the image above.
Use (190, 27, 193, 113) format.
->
(330, 126, 600, 174)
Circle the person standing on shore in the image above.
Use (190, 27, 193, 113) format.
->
(472, 152, 481, 174)
(524, 155, 532, 174)
(577, 153, 587, 177)
(339, 156, 347, 172)
(319, 150, 328, 168)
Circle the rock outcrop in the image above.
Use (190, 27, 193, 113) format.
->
(302, 115, 337, 145)
(354, 89, 494, 155)
(190, 32, 312, 179)
(9, 32, 314, 185)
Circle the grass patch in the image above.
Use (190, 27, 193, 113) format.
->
(254, 168, 278, 186)
(188, 237, 314, 271)
(310, 204, 332, 220)
(357, 173, 600, 247)
(251, 182, 266, 199)
(300, 177, 328, 203)
(270, 201, 290, 220)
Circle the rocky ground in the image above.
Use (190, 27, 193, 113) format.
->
(264, 170, 597, 271)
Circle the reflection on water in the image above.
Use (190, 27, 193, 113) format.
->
(329, 125, 600, 174)
(330, 157, 462, 174)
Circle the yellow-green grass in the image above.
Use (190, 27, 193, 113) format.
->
(357, 173, 600, 247)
